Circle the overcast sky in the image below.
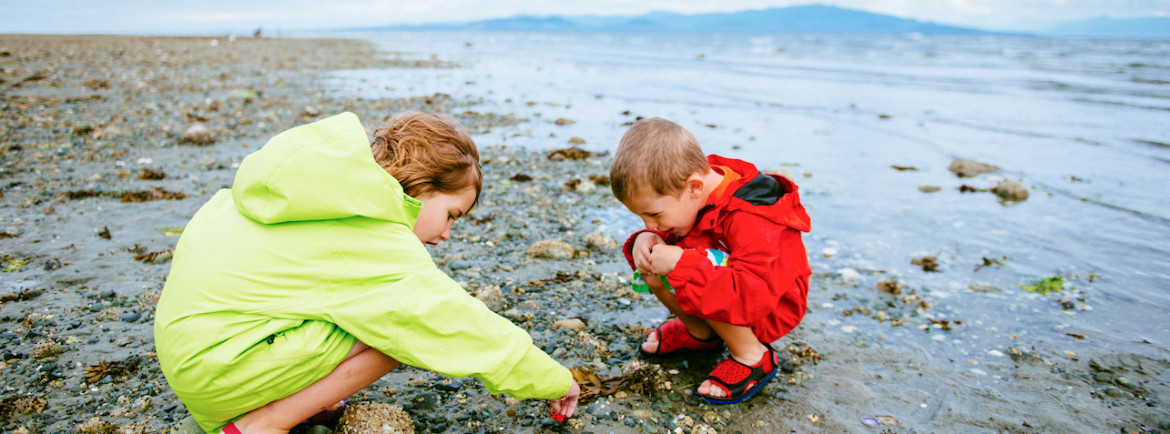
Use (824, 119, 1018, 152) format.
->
(2, 0, 1168, 34)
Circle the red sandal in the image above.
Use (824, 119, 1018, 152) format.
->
(641, 318, 723, 355)
(700, 342, 779, 404)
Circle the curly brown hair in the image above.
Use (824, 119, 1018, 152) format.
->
(371, 112, 481, 208)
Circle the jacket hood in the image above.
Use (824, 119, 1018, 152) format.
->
(704, 154, 812, 233)
(232, 112, 421, 226)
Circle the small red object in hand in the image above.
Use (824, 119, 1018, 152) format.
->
(550, 409, 566, 423)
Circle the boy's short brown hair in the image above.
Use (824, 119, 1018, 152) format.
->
(610, 117, 708, 202)
(371, 112, 482, 207)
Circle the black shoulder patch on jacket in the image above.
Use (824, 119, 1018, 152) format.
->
(732, 174, 787, 206)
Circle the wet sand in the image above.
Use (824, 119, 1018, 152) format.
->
(1, 34, 1167, 433)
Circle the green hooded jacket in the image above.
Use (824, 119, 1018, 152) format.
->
(154, 112, 571, 432)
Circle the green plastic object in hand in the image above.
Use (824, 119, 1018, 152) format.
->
(631, 269, 671, 293)
(630, 248, 729, 293)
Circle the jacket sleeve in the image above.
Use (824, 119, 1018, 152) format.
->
(667, 212, 801, 326)
(622, 229, 671, 270)
(325, 267, 572, 400)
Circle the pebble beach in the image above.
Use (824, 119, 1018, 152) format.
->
(1, 34, 1168, 433)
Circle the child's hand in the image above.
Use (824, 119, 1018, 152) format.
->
(648, 245, 684, 276)
(631, 232, 664, 275)
(549, 380, 580, 420)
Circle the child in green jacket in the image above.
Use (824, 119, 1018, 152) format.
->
(154, 112, 579, 433)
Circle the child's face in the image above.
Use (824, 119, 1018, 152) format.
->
(412, 187, 477, 245)
(622, 189, 705, 237)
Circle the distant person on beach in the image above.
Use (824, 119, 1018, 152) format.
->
(610, 117, 811, 404)
(154, 112, 579, 433)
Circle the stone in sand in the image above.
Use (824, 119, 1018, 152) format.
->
(911, 255, 940, 272)
(947, 158, 999, 178)
(333, 402, 414, 434)
(585, 232, 617, 250)
(32, 339, 63, 359)
(527, 240, 574, 259)
(76, 417, 117, 434)
(180, 123, 215, 145)
(621, 360, 669, 396)
(876, 279, 903, 295)
(992, 179, 1029, 201)
(574, 180, 597, 194)
(918, 184, 941, 193)
(554, 118, 576, 125)
(555, 318, 586, 330)
(475, 285, 505, 312)
(567, 136, 586, 145)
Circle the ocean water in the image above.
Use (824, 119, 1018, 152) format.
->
(323, 31, 1170, 368)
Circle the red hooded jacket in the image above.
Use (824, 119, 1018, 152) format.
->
(622, 155, 812, 342)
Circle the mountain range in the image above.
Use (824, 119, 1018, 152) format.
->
(362, 4, 1170, 38)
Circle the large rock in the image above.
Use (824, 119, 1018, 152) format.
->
(527, 240, 574, 259)
(333, 402, 414, 434)
(947, 158, 999, 178)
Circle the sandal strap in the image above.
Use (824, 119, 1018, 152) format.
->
(704, 343, 777, 399)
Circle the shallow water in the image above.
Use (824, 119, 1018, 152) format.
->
(322, 30, 1169, 418)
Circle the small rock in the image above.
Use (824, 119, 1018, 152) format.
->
(32, 339, 63, 359)
(779, 359, 796, 374)
(409, 392, 440, 411)
(876, 279, 902, 295)
(567, 136, 586, 145)
(631, 409, 654, 420)
(303, 105, 320, 117)
(918, 184, 941, 193)
(911, 255, 939, 272)
(527, 240, 574, 259)
(554, 118, 576, 126)
(555, 318, 586, 330)
(1094, 372, 1112, 383)
(121, 312, 142, 323)
(947, 158, 1000, 178)
(1116, 376, 1137, 390)
(821, 247, 837, 258)
(76, 417, 117, 434)
(475, 285, 504, 312)
(180, 123, 215, 145)
(837, 268, 861, 281)
(574, 180, 597, 194)
(992, 179, 1029, 201)
(969, 284, 1001, 293)
(585, 232, 617, 250)
(432, 378, 463, 391)
(502, 309, 532, 322)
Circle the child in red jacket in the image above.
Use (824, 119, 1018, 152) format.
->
(610, 117, 812, 404)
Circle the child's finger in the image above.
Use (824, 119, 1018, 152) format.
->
(563, 396, 578, 417)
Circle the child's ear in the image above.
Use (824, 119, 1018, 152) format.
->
(686, 172, 705, 198)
